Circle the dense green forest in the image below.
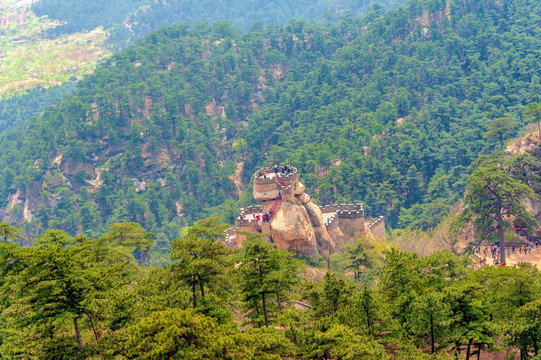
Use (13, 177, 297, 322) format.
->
(0, 218, 539, 359)
(0, 0, 540, 241)
(31, 0, 403, 43)
(1, 0, 403, 139)
(0, 84, 73, 133)
(109, 0, 404, 48)
(2, 2, 541, 358)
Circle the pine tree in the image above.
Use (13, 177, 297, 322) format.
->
(170, 217, 232, 308)
(239, 234, 300, 327)
(459, 163, 536, 265)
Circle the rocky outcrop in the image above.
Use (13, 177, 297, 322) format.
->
(507, 132, 541, 225)
(253, 167, 340, 258)
(270, 200, 319, 258)
(303, 200, 335, 257)
(525, 199, 541, 225)
(228, 166, 381, 259)
(507, 132, 541, 157)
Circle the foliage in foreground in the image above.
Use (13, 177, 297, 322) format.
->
(0, 217, 540, 359)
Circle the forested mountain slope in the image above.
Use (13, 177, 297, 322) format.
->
(0, 0, 403, 134)
(0, 0, 540, 240)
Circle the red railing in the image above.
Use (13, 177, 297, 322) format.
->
(276, 177, 286, 186)
(263, 196, 282, 222)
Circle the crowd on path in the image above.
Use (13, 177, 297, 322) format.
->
(475, 240, 539, 266)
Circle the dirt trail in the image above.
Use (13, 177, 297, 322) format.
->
(502, 246, 541, 268)
(229, 162, 244, 196)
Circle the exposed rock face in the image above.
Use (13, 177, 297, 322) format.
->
(507, 133, 541, 157)
(303, 201, 335, 257)
(507, 132, 541, 225)
(270, 200, 319, 258)
(525, 199, 541, 225)
(253, 181, 280, 201)
(252, 167, 336, 258)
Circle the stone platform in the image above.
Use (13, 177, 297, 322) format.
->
(222, 166, 385, 257)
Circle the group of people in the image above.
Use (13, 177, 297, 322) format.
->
(251, 211, 273, 223)
(274, 163, 293, 176)
(476, 240, 539, 266)
(255, 163, 295, 181)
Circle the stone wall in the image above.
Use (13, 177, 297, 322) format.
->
(240, 205, 262, 216)
(222, 228, 237, 249)
(320, 203, 364, 216)
(253, 166, 301, 201)
(366, 216, 386, 239)
(276, 170, 298, 186)
(337, 209, 364, 219)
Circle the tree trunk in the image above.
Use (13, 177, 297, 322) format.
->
(192, 275, 197, 308)
(140, 249, 144, 267)
(198, 274, 205, 298)
(74, 317, 84, 354)
(84, 311, 100, 346)
(477, 344, 481, 360)
(364, 301, 372, 336)
(497, 212, 506, 264)
(276, 292, 283, 313)
(430, 313, 435, 354)
(262, 291, 269, 328)
(465, 338, 473, 360)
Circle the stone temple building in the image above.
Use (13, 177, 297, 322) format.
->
(222, 165, 385, 258)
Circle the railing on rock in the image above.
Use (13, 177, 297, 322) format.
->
(254, 166, 298, 184)
(263, 196, 282, 222)
(276, 177, 287, 187)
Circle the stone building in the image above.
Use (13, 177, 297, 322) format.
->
(222, 166, 385, 258)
